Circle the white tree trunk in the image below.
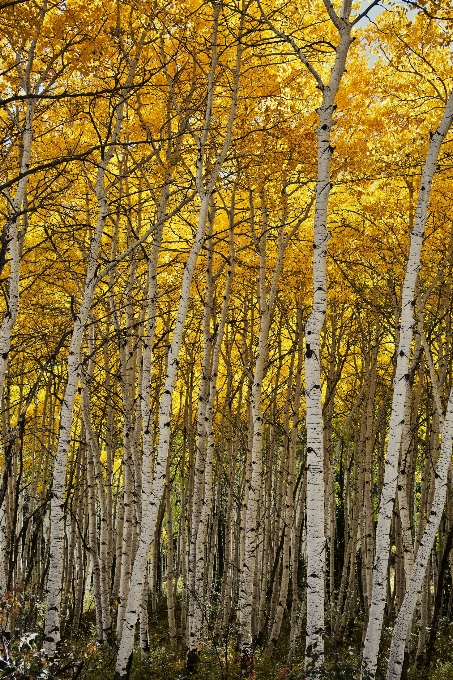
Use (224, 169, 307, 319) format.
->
(0, 106, 33, 398)
(303, 17, 352, 678)
(81, 323, 111, 642)
(0, 104, 34, 600)
(43, 68, 133, 651)
(114, 10, 241, 673)
(361, 88, 453, 679)
(385, 380, 453, 680)
(268, 323, 303, 651)
(0, 0, 54, 595)
(114, 194, 210, 679)
(84, 427, 104, 643)
(114, 181, 168, 643)
(239, 190, 290, 669)
(187, 210, 215, 655)
(43, 188, 109, 656)
(187, 221, 234, 669)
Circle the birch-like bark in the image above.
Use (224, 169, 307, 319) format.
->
(43, 51, 142, 655)
(239, 188, 297, 671)
(187, 208, 216, 655)
(303, 11, 352, 677)
(361, 88, 453, 679)
(71, 491, 85, 636)
(0, 1, 73, 596)
(165, 456, 177, 648)
(239, 202, 271, 664)
(81, 322, 111, 642)
(187, 219, 234, 670)
(0, 105, 34, 603)
(363, 337, 379, 612)
(0, 103, 32, 401)
(218, 370, 243, 637)
(0, 0, 50, 401)
(83, 426, 104, 643)
(385, 379, 453, 680)
(114, 194, 210, 678)
(114, 7, 242, 675)
(267, 318, 303, 651)
(117, 176, 169, 641)
(397, 390, 415, 586)
(44, 194, 112, 653)
(114, 254, 140, 638)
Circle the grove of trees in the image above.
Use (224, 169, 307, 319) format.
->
(2, 1, 453, 679)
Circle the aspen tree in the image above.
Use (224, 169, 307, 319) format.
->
(43, 39, 146, 655)
(0, 2, 47, 597)
(301, 6, 354, 673)
(0, 0, 68, 400)
(0, 2, 104, 600)
(117, 165, 172, 639)
(187, 209, 216, 661)
(238, 185, 311, 673)
(112, 231, 141, 639)
(258, 1, 385, 673)
(81, 321, 111, 642)
(385, 375, 453, 680)
(361, 88, 453, 680)
(186, 207, 235, 673)
(425, 479, 453, 666)
(82, 421, 104, 643)
(165, 456, 177, 648)
(216, 349, 244, 639)
(114, 5, 243, 675)
(268, 310, 304, 653)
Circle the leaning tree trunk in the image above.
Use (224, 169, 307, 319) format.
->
(43, 60, 137, 652)
(385, 376, 453, 680)
(361, 87, 453, 680)
(43, 176, 110, 656)
(114, 7, 241, 674)
(114, 194, 211, 680)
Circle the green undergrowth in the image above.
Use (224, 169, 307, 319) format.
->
(4, 603, 453, 679)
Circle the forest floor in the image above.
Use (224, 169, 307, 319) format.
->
(3, 598, 453, 679)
